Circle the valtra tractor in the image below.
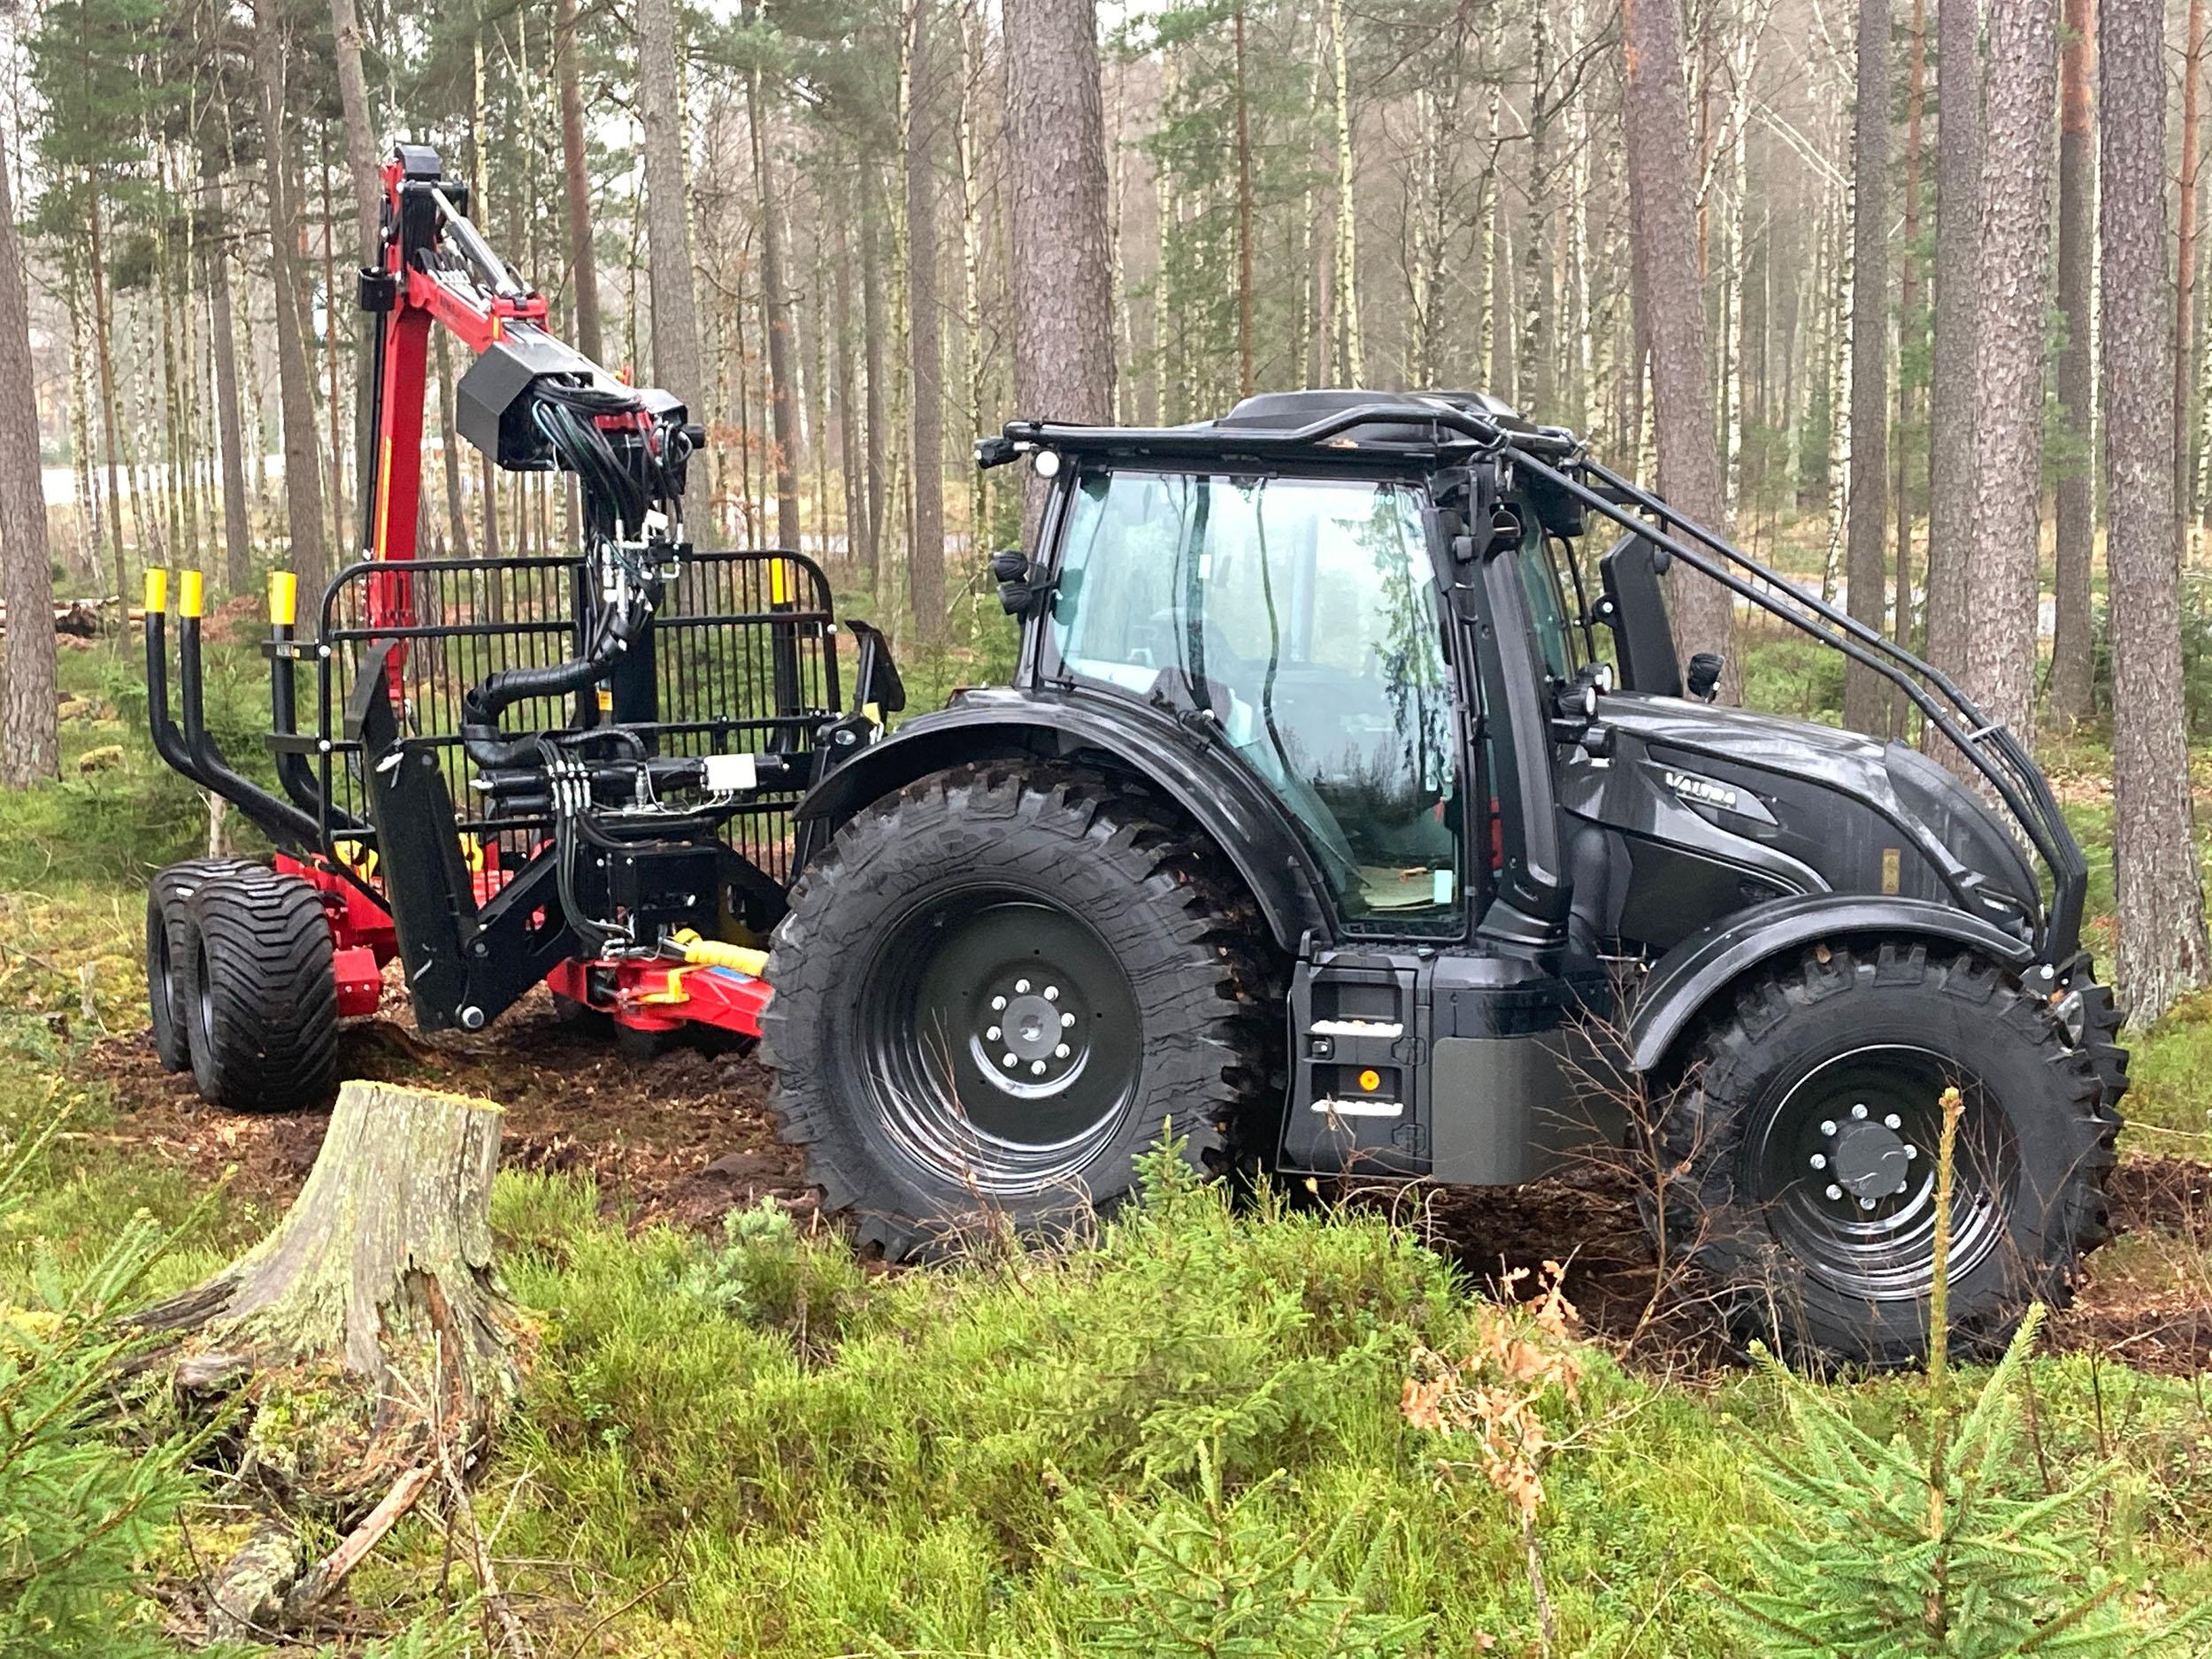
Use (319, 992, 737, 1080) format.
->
(143, 143, 2126, 1364)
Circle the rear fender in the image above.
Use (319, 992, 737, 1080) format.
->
(795, 689, 1335, 951)
(1625, 892, 2039, 1073)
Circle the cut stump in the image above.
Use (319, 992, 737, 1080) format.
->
(134, 1079, 521, 1630)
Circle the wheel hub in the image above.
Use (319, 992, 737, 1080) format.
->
(984, 977, 1080, 1079)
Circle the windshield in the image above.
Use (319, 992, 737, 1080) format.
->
(1049, 470, 1462, 930)
(1515, 516, 1599, 684)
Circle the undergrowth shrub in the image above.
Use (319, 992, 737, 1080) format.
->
(1048, 1448, 1429, 1658)
(0, 1112, 198, 1658)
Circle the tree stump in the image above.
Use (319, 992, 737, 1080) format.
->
(135, 1080, 521, 1632)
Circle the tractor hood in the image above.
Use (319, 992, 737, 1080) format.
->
(1559, 692, 2044, 952)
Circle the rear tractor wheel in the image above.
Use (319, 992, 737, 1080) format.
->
(178, 867, 342, 1113)
(760, 764, 1279, 1258)
(1659, 939, 2119, 1366)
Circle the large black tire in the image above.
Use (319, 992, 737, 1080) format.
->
(1660, 940, 2119, 1367)
(179, 868, 342, 1113)
(146, 859, 270, 1073)
(760, 764, 1279, 1257)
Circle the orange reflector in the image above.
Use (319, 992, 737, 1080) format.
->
(1358, 1069, 1381, 1092)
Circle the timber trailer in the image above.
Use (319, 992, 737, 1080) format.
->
(145, 142, 2127, 1364)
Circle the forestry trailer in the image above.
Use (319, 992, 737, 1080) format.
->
(143, 143, 2125, 1365)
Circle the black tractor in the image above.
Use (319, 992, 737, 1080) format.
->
(139, 151, 2121, 1367)
(759, 389, 2124, 1366)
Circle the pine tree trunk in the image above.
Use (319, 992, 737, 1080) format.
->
(1962, 0, 2059, 747)
(749, 16, 803, 554)
(0, 140, 58, 787)
(1517, 0, 1555, 419)
(1893, 0, 1928, 700)
(1233, 0, 1256, 396)
(88, 183, 127, 597)
(1622, 0, 1735, 694)
(1922, 0, 1982, 687)
(250, 0, 331, 598)
(861, 178, 889, 581)
(555, 0, 603, 362)
(204, 161, 255, 594)
(833, 205, 865, 564)
(904, 0, 948, 645)
(638, 0, 705, 412)
(1843, 0, 1892, 737)
(2181, 0, 2208, 553)
(2102, 0, 2211, 1023)
(2048, 0, 2097, 725)
(1005, 0, 1116, 547)
(1328, 0, 1363, 385)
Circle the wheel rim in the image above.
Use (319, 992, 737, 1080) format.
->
(191, 934, 216, 1056)
(149, 910, 174, 1018)
(1747, 1044, 2016, 1300)
(856, 886, 1141, 1196)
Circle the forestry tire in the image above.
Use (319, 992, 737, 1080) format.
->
(179, 867, 342, 1113)
(1658, 939, 2121, 1368)
(761, 763, 1280, 1259)
(147, 859, 273, 1074)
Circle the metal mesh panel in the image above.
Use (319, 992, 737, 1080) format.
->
(296, 551, 839, 885)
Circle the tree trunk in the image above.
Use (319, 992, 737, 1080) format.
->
(1517, 0, 1555, 419)
(436, 334, 473, 562)
(88, 183, 127, 596)
(1233, 0, 1256, 396)
(250, 0, 331, 597)
(1962, 0, 2059, 747)
(1621, 0, 1735, 695)
(1843, 0, 1892, 736)
(2101, 0, 2211, 1024)
(1893, 0, 1928, 703)
(1923, 0, 1982, 687)
(637, 0, 705, 412)
(204, 162, 255, 594)
(861, 178, 889, 581)
(555, 0, 603, 363)
(1005, 0, 1116, 547)
(905, 0, 948, 645)
(2181, 0, 2208, 553)
(1328, 0, 1363, 384)
(327, 0, 381, 259)
(749, 19, 803, 554)
(138, 1080, 519, 1629)
(0, 139, 57, 787)
(2048, 0, 2097, 725)
(833, 206, 865, 565)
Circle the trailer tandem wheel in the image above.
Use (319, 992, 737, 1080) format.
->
(178, 867, 342, 1113)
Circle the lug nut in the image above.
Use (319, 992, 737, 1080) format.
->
(1055, 1042, 1071, 1059)
(1858, 1196, 1878, 1211)
(1002, 1052, 1018, 1069)
(1825, 1184, 1845, 1201)
(1884, 1113, 1902, 1130)
(1061, 1011, 1076, 1028)
(1030, 1059, 1047, 1075)
(1044, 985, 1060, 1002)
(1851, 1103, 1869, 1120)
(1809, 1153, 1828, 1170)
(1904, 1146, 1918, 1160)
(1821, 1120, 1838, 1137)
(992, 995, 1008, 1011)
(986, 1025, 1001, 1042)
(1015, 978, 1031, 994)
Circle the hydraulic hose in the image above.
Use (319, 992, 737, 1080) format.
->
(458, 570, 662, 768)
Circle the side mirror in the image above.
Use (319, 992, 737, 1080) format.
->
(1686, 652, 1724, 702)
(992, 549, 1051, 616)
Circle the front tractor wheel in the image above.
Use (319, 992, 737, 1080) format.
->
(1661, 941, 2120, 1366)
(760, 764, 1278, 1258)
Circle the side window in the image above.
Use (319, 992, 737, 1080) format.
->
(1050, 471, 1463, 932)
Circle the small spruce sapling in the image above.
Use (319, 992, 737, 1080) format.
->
(1717, 1087, 2209, 1656)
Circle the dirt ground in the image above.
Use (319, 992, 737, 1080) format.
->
(84, 995, 2212, 1377)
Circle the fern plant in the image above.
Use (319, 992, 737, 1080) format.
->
(1719, 1089, 2204, 1657)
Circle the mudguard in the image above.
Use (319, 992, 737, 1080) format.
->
(796, 687, 1336, 951)
(1625, 890, 2038, 1072)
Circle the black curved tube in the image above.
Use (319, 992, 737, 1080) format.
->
(176, 612, 322, 848)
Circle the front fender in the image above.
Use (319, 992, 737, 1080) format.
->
(1625, 892, 2037, 1072)
(797, 687, 1336, 951)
